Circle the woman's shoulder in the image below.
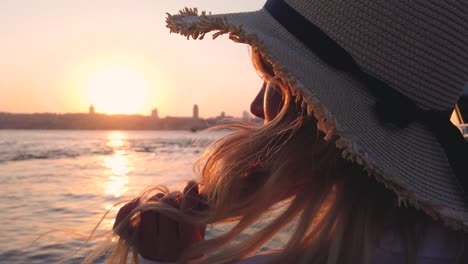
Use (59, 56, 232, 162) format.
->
(138, 249, 282, 264)
(373, 221, 464, 263)
(140, 223, 463, 264)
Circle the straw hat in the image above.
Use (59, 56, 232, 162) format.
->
(166, 0, 468, 230)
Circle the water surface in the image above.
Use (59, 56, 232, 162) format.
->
(0, 130, 220, 263)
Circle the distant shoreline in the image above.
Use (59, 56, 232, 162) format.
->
(0, 112, 258, 130)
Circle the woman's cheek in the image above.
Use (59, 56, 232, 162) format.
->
(264, 85, 283, 121)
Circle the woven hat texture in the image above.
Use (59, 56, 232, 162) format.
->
(167, 0, 468, 230)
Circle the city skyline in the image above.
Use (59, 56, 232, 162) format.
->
(0, 103, 251, 119)
(0, 1, 266, 118)
(0, 103, 258, 130)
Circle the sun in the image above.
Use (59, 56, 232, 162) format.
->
(86, 66, 152, 114)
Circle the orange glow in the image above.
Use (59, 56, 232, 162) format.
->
(103, 132, 131, 198)
(86, 65, 152, 114)
(107, 132, 126, 149)
(105, 174, 129, 198)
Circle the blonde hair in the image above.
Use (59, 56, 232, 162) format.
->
(83, 50, 465, 264)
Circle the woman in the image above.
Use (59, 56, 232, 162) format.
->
(90, 0, 468, 263)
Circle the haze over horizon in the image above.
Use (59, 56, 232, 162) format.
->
(0, 104, 240, 118)
(1, 0, 266, 118)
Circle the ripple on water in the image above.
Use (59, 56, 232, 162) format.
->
(0, 130, 227, 264)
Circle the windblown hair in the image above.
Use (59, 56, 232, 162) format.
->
(83, 50, 466, 264)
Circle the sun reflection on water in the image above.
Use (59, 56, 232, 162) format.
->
(103, 132, 131, 198)
(105, 155, 131, 176)
(107, 132, 126, 148)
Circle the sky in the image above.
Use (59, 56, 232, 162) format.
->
(0, 0, 266, 118)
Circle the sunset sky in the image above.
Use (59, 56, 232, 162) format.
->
(0, 0, 266, 118)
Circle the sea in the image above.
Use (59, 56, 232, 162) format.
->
(0, 130, 289, 264)
(0, 130, 215, 263)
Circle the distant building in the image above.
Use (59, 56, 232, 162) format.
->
(242, 110, 251, 121)
(89, 104, 95, 114)
(193, 104, 199, 120)
(220, 111, 226, 119)
(151, 108, 159, 119)
(161, 116, 205, 130)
